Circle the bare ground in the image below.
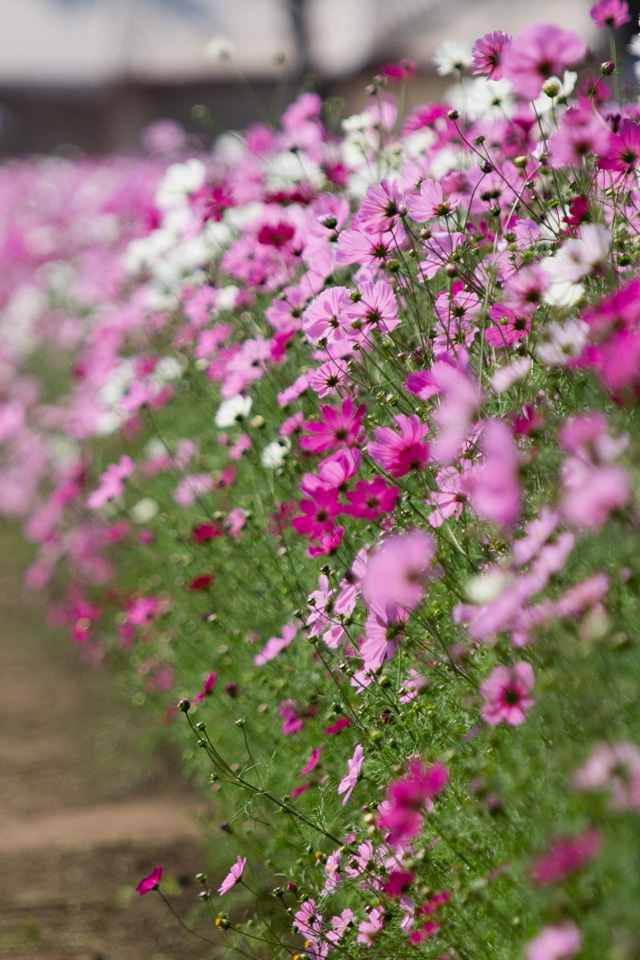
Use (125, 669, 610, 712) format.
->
(0, 528, 218, 960)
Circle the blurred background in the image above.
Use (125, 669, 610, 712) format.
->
(0, 0, 623, 155)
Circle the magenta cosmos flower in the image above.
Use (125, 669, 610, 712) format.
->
(368, 413, 430, 477)
(590, 0, 630, 28)
(502, 23, 587, 100)
(218, 856, 246, 895)
(135, 866, 163, 895)
(480, 662, 535, 726)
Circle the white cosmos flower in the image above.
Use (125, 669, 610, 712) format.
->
(215, 395, 252, 428)
(261, 439, 291, 468)
(130, 498, 159, 524)
(537, 320, 589, 365)
(433, 40, 473, 76)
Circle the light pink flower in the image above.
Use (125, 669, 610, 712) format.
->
(470, 419, 521, 527)
(526, 922, 581, 960)
(502, 23, 586, 100)
(337, 743, 364, 804)
(218, 856, 246, 895)
(87, 455, 134, 509)
(574, 740, 640, 810)
(363, 529, 435, 611)
(254, 623, 296, 665)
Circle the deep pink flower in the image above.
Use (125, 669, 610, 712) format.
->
(344, 477, 399, 520)
(472, 30, 513, 80)
(481, 662, 535, 726)
(218, 856, 246, 895)
(300, 396, 366, 454)
(368, 414, 429, 477)
(590, 0, 630, 28)
(292, 485, 342, 539)
(297, 745, 323, 777)
(502, 24, 587, 100)
(192, 522, 223, 543)
(324, 717, 351, 735)
(279, 699, 315, 736)
(598, 120, 640, 174)
(382, 870, 416, 897)
(381, 58, 417, 81)
(135, 866, 163, 895)
(337, 743, 364, 804)
(526, 922, 581, 960)
(257, 221, 296, 248)
(187, 574, 213, 591)
(529, 829, 602, 885)
(378, 760, 448, 845)
(192, 671, 219, 705)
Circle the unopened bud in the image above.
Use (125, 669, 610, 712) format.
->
(601, 60, 615, 76)
(177, 698, 191, 712)
(447, 108, 460, 121)
(542, 77, 562, 98)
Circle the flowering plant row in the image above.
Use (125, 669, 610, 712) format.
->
(3, 5, 640, 957)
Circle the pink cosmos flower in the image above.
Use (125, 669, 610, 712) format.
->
(590, 0, 630, 28)
(326, 908, 356, 945)
(357, 905, 385, 944)
(529, 829, 602, 885)
(192, 671, 219, 705)
(574, 740, 640, 810)
(344, 477, 399, 520)
(336, 222, 405, 269)
(470, 419, 521, 527)
(525, 922, 581, 960)
(407, 359, 482, 465)
(561, 457, 629, 528)
(378, 760, 448, 845)
(300, 396, 366, 454)
(381, 58, 417, 81)
(292, 485, 342, 539)
(407, 180, 461, 221)
(363, 529, 435, 611)
(279, 699, 314, 736)
(598, 120, 640, 174)
(344, 279, 402, 336)
(334, 547, 367, 617)
(218, 856, 246, 895)
(254, 623, 296, 666)
(360, 601, 409, 673)
(368, 414, 429, 477)
(502, 24, 587, 100)
(302, 286, 350, 345)
(337, 743, 364, 804)
(135, 866, 163, 895)
(426, 462, 475, 527)
(472, 30, 513, 80)
(297, 745, 323, 777)
(548, 104, 610, 167)
(87, 455, 134, 509)
(359, 179, 407, 234)
(480, 662, 535, 726)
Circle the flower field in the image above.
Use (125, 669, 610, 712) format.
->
(3, 6, 640, 957)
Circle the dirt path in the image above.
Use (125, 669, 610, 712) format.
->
(0, 527, 216, 960)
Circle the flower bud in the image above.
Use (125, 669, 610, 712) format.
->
(542, 77, 562, 98)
